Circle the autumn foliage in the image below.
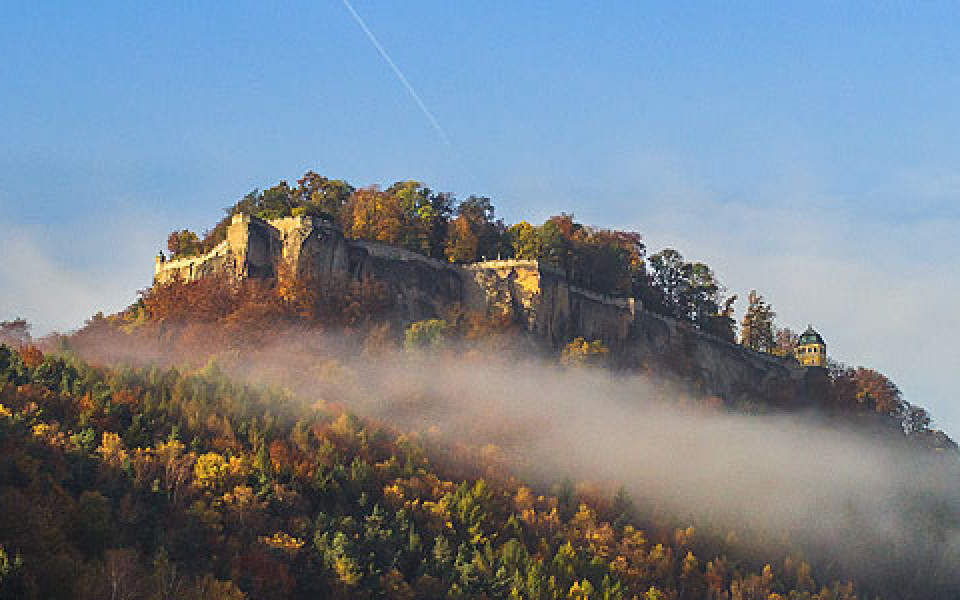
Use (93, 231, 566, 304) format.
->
(166, 170, 740, 338)
(0, 343, 876, 599)
(140, 271, 391, 330)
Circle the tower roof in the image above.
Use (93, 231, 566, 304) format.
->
(796, 325, 825, 347)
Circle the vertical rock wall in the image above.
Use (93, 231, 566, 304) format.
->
(348, 240, 463, 324)
(626, 310, 830, 409)
(153, 215, 825, 408)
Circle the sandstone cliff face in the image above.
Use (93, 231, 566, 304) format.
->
(626, 311, 830, 410)
(462, 261, 634, 350)
(460, 259, 825, 409)
(273, 215, 350, 280)
(156, 214, 465, 324)
(347, 241, 463, 325)
(154, 214, 826, 409)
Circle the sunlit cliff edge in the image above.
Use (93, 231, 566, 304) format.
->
(154, 213, 829, 412)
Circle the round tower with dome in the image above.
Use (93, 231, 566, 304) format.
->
(794, 325, 826, 368)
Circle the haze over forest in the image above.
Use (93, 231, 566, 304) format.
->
(2, 2, 958, 434)
(0, 160, 957, 597)
(2, 3, 960, 598)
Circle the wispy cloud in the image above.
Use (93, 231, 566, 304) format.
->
(0, 209, 162, 334)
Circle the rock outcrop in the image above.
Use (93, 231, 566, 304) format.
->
(463, 260, 635, 352)
(155, 214, 827, 409)
(627, 310, 830, 410)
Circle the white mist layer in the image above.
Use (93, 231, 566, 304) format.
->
(318, 355, 935, 538)
(69, 329, 960, 580)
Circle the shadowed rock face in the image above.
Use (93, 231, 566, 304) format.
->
(347, 241, 463, 325)
(154, 214, 825, 409)
(627, 311, 831, 410)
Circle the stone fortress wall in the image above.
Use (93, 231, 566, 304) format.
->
(155, 213, 823, 408)
(154, 214, 640, 345)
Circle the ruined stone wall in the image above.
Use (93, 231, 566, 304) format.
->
(153, 240, 233, 285)
(155, 214, 347, 284)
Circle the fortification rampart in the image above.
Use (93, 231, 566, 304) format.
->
(350, 239, 458, 272)
(151, 213, 820, 407)
(465, 259, 564, 278)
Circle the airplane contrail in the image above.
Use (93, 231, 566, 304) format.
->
(342, 0, 477, 185)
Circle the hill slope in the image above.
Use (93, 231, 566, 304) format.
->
(1, 343, 871, 599)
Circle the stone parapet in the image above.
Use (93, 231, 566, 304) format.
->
(154, 240, 231, 284)
(466, 259, 564, 277)
(567, 285, 636, 312)
(350, 239, 458, 272)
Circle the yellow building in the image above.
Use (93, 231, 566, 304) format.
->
(794, 325, 826, 367)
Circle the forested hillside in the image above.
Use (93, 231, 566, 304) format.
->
(1, 171, 956, 599)
(2, 310, 959, 598)
(0, 342, 866, 599)
(156, 171, 942, 440)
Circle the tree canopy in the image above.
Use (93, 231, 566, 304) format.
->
(0, 342, 894, 599)
(165, 170, 743, 338)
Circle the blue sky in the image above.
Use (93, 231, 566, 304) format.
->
(2, 2, 959, 432)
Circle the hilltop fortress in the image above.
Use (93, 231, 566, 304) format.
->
(155, 213, 636, 349)
(155, 213, 827, 409)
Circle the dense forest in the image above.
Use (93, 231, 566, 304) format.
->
(0, 340, 870, 599)
(1, 171, 957, 599)
(1, 286, 957, 598)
